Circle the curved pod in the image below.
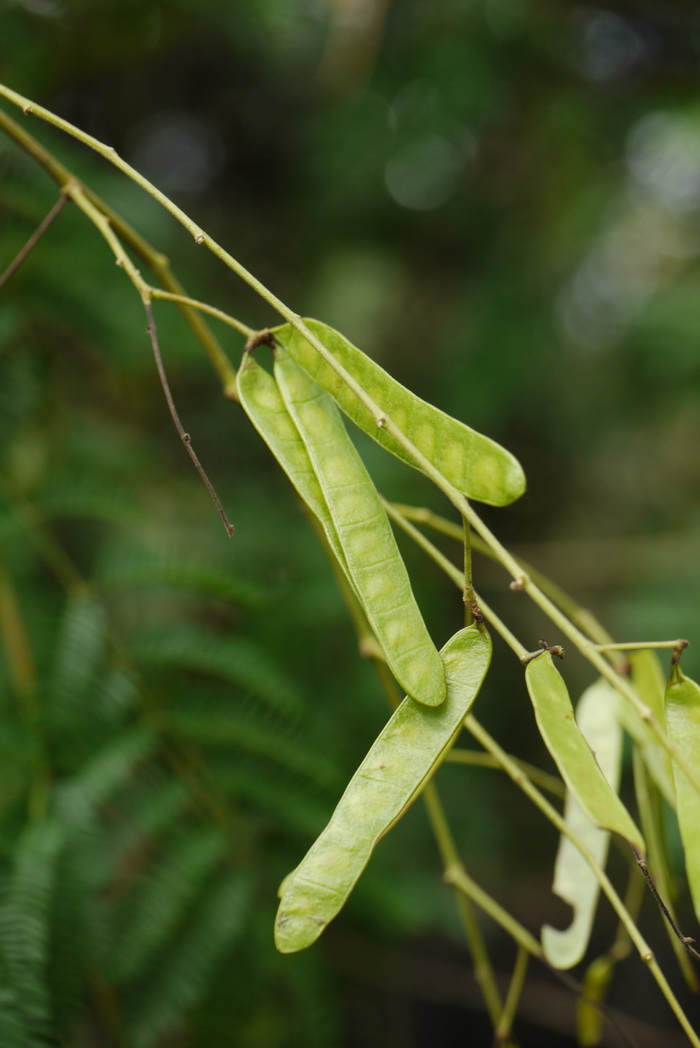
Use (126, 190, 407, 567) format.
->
(275, 623, 492, 953)
(272, 319, 526, 507)
(274, 349, 446, 709)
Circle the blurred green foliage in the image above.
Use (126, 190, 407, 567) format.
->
(2, 0, 700, 1044)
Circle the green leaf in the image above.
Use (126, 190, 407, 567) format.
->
(275, 623, 491, 953)
(664, 664, 700, 922)
(272, 318, 526, 506)
(542, 678, 622, 969)
(525, 653, 644, 852)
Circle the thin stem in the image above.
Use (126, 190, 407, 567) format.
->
(463, 516, 475, 625)
(66, 184, 235, 539)
(444, 749, 565, 798)
(384, 499, 528, 659)
(0, 485, 89, 599)
(632, 842, 700, 962)
(389, 502, 619, 651)
(612, 860, 646, 963)
(143, 301, 235, 539)
(150, 288, 255, 339)
(466, 715, 700, 1047)
(0, 105, 236, 393)
(0, 191, 69, 288)
(0, 555, 50, 819)
(397, 474, 700, 794)
(633, 750, 700, 989)
(495, 947, 530, 1047)
(445, 865, 542, 958)
(422, 783, 506, 1031)
(597, 640, 689, 653)
(0, 556, 37, 703)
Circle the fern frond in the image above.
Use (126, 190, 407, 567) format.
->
(0, 817, 64, 1046)
(0, 719, 31, 811)
(46, 825, 98, 1041)
(194, 905, 342, 1048)
(95, 542, 265, 608)
(131, 623, 306, 719)
(47, 597, 108, 712)
(164, 690, 339, 789)
(205, 759, 336, 837)
(104, 771, 190, 866)
(93, 665, 140, 724)
(39, 474, 142, 529)
(121, 868, 251, 1048)
(55, 727, 157, 828)
(0, 983, 36, 1048)
(110, 824, 230, 984)
(46, 598, 142, 769)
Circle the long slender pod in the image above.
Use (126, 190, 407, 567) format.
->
(619, 651, 676, 806)
(274, 348, 446, 708)
(525, 653, 644, 852)
(542, 678, 623, 969)
(664, 663, 700, 921)
(272, 319, 526, 506)
(236, 354, 348, 572)
(275, 623, 492, 953)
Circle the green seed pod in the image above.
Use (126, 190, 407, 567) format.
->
(272, 319, 526, 506)
(274, 349, 446, 709)
(525, 653, 644, 852)
(665, 664, 700, 922)
(275, 623, 491, 953)
(542, 678, 622, 969)
(236, 353, 348, 572)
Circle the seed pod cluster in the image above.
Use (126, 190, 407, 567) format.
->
(236, 320, 522, 952)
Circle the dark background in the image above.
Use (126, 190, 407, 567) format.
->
(1, 1, 700, 1045)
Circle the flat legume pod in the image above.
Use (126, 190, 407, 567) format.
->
(274, 349, 446, 708)
(525, 653, 644, 852)
(664, 664, 700, 922)
(236, 353, 348, 574)
(275, 623, 492, 953)
(272, 319, 526, 507)
(542, 678, 622, 969)
(625, 651, 675, 807)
